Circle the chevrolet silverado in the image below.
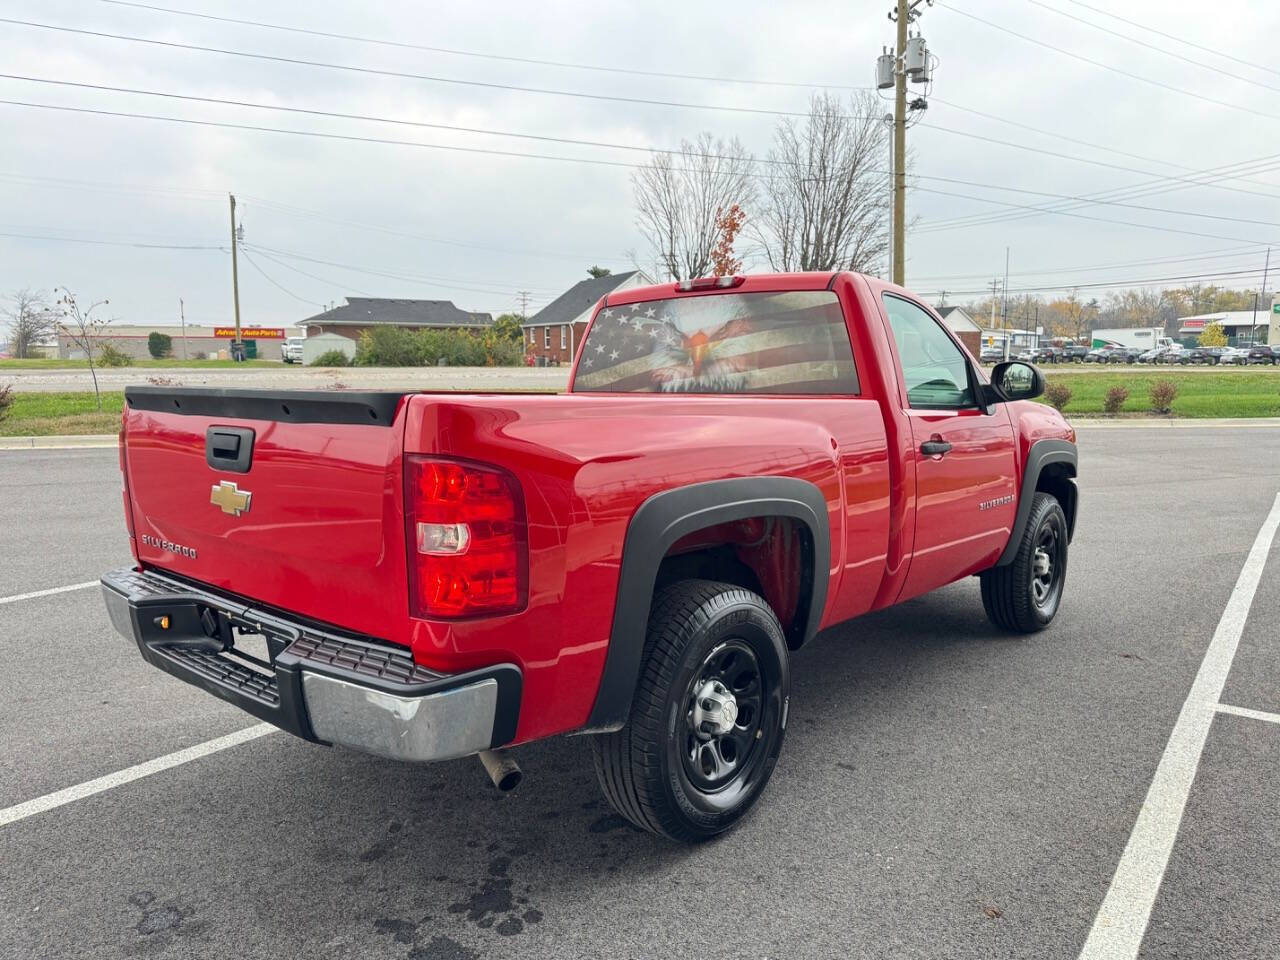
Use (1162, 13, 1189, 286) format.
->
(102, 271, 1078, 841)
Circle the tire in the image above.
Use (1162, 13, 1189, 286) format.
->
(591, 580, 790, 842)
(980, 493, 1069, 633)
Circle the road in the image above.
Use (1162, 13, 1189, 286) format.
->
(1, 426, 1278, 959)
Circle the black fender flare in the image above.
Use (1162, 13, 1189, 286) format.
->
(996, 438, 1078, 567)
(584, 476, 830, 732)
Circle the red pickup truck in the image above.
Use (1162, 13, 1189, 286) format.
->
(102, 272, 1077, 841)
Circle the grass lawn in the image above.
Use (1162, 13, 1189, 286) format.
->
(0, 357, 278, 369)
(1039, 370, 1280, 418)
(0, 391, 125, 436)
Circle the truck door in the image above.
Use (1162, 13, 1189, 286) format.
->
(880, 294, 1018, 600)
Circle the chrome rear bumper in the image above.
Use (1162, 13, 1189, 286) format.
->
(100, 566, 521, 762)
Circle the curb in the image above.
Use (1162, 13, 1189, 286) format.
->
(0, 434, 118, 450)
(1071, 417, 1280, 429)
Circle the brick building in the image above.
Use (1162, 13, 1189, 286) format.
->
(522, 271, 652, 365)
(935, 306, 983, 358)
(299, 298, 492, 343)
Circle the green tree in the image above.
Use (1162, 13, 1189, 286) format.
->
(147, 331, 172, 358)
(586, 265, 611, 278)
(491, 313, 524, 342)
(1198, 321, 1228, 347)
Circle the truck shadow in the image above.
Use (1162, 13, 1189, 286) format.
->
(210, 581, 1024, 948)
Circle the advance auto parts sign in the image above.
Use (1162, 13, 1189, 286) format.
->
(213, 327, 285, 339)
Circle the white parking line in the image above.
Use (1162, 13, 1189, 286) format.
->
(1079, 491, 1280, 960)
(0, 581, 99, 606)
(1215, 703, 1280, 727)
(0, 724, 277, 828)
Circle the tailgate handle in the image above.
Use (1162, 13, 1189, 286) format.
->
(206, 426, 254, 473)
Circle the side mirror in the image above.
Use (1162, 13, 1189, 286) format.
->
(989, 360, 1045, 402)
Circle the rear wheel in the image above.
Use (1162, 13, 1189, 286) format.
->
(980, 493, 1068, 633)
(591, 580, 789, 842)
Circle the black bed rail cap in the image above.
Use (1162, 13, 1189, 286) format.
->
(124, 386, 407, 425)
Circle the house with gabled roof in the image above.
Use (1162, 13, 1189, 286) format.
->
(521, 271, 653, 364)
(299, 297, 492, 344)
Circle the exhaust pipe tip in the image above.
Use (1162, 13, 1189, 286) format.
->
(478, 749, 522, 792)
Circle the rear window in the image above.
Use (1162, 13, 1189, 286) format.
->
(572, 290, 858, 394)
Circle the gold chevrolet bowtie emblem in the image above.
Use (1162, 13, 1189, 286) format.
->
(210, 480, 252, 517)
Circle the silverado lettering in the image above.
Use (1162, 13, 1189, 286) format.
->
(102, 271, 1078, 842)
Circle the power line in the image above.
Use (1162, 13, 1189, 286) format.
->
(10, 17, 1279, 205)
(242, 242, 552, 300)
(1023, 0, 1280, 96)
(97, 0, 863, 91)
(0, 169, 631, 266)
(96, 0, 1280, 193)
(928, 96, 1280, 190)
(12, 72, 1280, 225)
(250, 247, 377, 297)
(5, 98, 1277, 250)
(1062, 0, 1280, 80)
(239, 249, 322, 306)
(0, 228, 222, 250)
(917, 154, 1280, 234)
(0, 17, 844, 122)
(908, 244, 1269, 283)
(934, 2, 1280, 123)
(912, 265, 1270, 299)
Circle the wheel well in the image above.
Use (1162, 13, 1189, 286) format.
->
(653, 516, 815, 649)
(1036, 463, 1078, 540)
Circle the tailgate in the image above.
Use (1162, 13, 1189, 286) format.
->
(121, 387, 412, 644)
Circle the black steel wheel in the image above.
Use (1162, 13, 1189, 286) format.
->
(592, 580, 789, 841)
(980, 492, 1069, 633)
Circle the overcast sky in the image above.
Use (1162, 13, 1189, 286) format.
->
(2, 0, 1278, 330)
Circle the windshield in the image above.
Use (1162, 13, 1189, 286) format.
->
(573, 290, 858, 394)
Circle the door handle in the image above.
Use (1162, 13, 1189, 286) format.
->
(920, 439, 952, 457)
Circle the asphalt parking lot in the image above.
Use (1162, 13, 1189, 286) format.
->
(2, 425, 1278, 959)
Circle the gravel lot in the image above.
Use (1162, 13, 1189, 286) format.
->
(1, 425, 1278, 959)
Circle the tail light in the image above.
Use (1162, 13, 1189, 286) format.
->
(404, 456, 528, 619)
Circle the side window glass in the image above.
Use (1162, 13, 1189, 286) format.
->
(882, 295, 975, 408)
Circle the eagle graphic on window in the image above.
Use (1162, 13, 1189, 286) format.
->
(573, 291, 859, 395)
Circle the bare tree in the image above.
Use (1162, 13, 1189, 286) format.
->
(753, 92, 889, 274)
(55, 288, 112, 410)
(2, 288, 55, 358)
(632, 133, 756, 281)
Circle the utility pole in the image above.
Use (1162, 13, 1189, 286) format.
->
(179, 298, 187, 359)
(229, 193, 243, 360)
(1002, 246, 1010, 360)
(988, 278, 1001, 351)
(879, 0, 934, 287)
(515, 290, 532, 319)
(892, 0, 907, 286)
(1250, 246, 1270, 345)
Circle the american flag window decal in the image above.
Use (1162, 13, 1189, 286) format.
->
(573, 291, 859, 395)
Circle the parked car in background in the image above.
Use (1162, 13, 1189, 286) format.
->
(1179, 347, 1222, 365)
(1032, 346, 1064, 364)
(1112, 346, 1144, 363)
(281, 337, 306, 364)
(1247, 344, 1277, 365)
(979, 345, 1005, 364)
(1137, 347, 1164, 364)
(1219, 346, 1251, 365)
(1061, 345, 1089, 363)
(1083, 347, 1116, 363)
(1156, 346, 1186, 364)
